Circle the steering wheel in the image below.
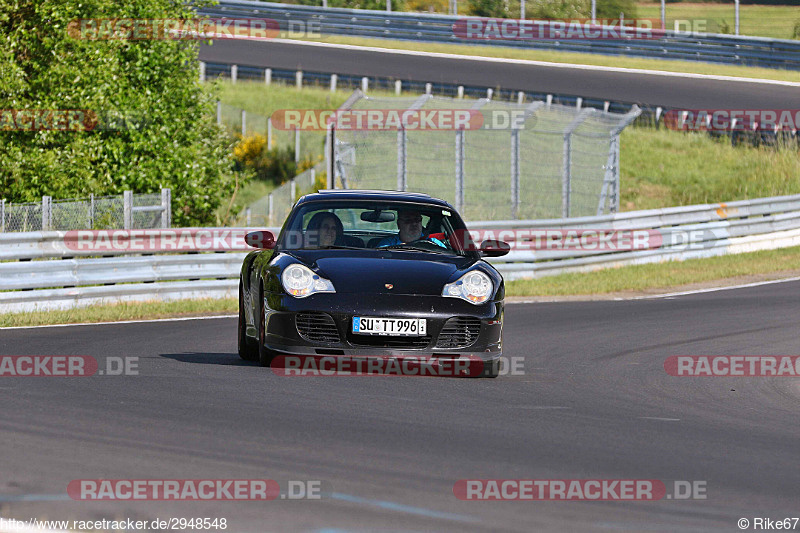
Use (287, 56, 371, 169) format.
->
(387, 238, 447, 252)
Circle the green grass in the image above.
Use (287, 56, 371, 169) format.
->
(637, 2, 800, 40)
(506, 244, 800, 297)
(620, 127, 800, 211)
(287, 35, 800, 83)
(0, 299, 237, 328)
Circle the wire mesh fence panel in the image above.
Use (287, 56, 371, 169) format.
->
(132, 193, 164, 229)
(269, 180, 295, 227)
(1, 193, 166, 232)
(3, 202, 42, 233)
(92, 196, 124, 229)
(332, 93, 639, 220)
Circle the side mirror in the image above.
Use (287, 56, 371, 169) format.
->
(245, 230, 276, 249)
(480, 239, 510, 257)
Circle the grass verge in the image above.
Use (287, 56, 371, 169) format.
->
(285, 35, 800, 83)
(506, 245, 800, 297)
(0, 299, 237, 328)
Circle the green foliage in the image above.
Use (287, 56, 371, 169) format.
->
(528, 0, 589, 19)
(233, 133, 320, 186)
(466, 0, 511, 18)
(793, 19, 800, 39)
(0, 0, 238, 226)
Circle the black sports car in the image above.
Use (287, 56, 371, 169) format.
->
(237, 190, 509, 377)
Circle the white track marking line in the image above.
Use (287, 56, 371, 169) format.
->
(264, 38, 800, 87)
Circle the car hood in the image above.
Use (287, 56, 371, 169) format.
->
(287, 250, 478, 295)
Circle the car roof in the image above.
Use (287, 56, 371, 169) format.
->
(297, 189, 454, 209)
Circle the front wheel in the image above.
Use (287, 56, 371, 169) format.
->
(238, 281, 258, 361)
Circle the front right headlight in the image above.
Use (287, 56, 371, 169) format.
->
(442, 270, 493, 305)
(281, 264, 335, 298)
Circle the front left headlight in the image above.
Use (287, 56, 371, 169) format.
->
(281, 264, 335, 298)
(442, 270, 493, 305)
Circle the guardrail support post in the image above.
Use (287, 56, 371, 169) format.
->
(241, 109, 246, 137)
(361, 77, 368, 93)
(296, 70, 303, 89)
(199, 61, 206, 82)
(294, 128, 300, 163)
(395, 80, 401, 95)
(425, 83, 432, 95)
(330, 74, 337, 92)
(123, 191, 132, 230)
(486, 88, 493, 100)
(265, 68, 272, 85)
(161, 188, 172, 228)
(268, 193, 274, 225)
(230, 64, 237, 84)
(511, 128, 520, 219)
(457, 86, 463, 99)
(42, 196, 52, 231)
(290, 179, 297, 203)
(455, 128, 465, 213)
(576, 97, 582, 109)
(267, 117, 272, 148)
(397, 127, 407, 191)
(517, 91, 524, 104)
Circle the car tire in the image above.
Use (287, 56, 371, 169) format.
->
(257, 286, 277, 367)
(238, 281, 258, 361)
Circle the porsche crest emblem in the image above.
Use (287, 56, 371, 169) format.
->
(385, 284, 394, 289)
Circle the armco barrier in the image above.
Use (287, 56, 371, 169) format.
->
(201, 1, 800, 70)
(3, 194, 800, 313)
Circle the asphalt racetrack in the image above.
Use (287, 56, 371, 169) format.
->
(199, 39, 800, 109)
(2, 280, 800, 531)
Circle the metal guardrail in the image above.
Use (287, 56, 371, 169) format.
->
(201, 1, 800, 70)
(3, 193, 800, 313)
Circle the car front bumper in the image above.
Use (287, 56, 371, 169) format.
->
(261, 292, 503, 363)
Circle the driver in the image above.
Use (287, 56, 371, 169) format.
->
(376, 209, 446, 248)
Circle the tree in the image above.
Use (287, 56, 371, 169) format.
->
(0, 0, 237, 226)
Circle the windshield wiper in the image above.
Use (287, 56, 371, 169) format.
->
(383, 244, 449, 254)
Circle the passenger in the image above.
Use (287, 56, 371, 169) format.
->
(306, 212, 344, 247)
(376, 209, 446, 248)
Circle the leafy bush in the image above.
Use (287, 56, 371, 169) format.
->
(528, 0, 589, 19)
(793, 19, 800, 39)
(234, 134, 321, 185)
(0, 0, 238, 227)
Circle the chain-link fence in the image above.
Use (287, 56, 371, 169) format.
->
(331, 92, 639, 220)
(238, 163, 326, 227)
(216, 102, 325, 161)
(1, 190, 171, 232)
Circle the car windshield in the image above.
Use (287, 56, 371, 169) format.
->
(277, 200, 470, 256)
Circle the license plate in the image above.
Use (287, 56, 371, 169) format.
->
(352, 317, 427, 336)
